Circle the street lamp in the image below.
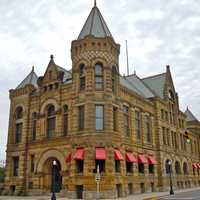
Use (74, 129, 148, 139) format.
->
(51, 160, 57, 200)
(168, 160, 174, 195)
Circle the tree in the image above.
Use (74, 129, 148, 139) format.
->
(0, 167, 5, 182)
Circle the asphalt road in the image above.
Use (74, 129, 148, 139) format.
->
(160, 189, 200, 200)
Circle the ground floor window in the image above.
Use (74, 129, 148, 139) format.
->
(76, 160, 84, 173)
(95, 160, 105, 173)
(126, 162, 133, 173)
(116, 184, 122, 197)
(128, 183, 133, 195)
(140, 183, 145, 193)
(138, 163, 145, 174)
(149, 164, 154, 174)
(151, 182, 154, 192)
(76, 185, 83, 199)
(115, 160, 121, 173)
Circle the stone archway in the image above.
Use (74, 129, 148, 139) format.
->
(43, 157, 62, 190)
(36, 149, 66, 191)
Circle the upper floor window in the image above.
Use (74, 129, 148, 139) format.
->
(78, 105, 85, 131)
(79, 64, 85, 91)
(145, 115, 152, 143)
(123, 105, 129, 136)
(47, 105, 56, 138)
(113, 107, 117, 131)
(95, 105, 104, 131)
(112, 66, 117, 92)
(13, 157, 19, 176)
(15, 106, 23, 144)
(63, 105, 69, 136)
(31, 112, 37, 141)
(49, 70, 52, 80)
(16, 107, 23, 119)
(95, 63, 103, 90)
(30, 155, 35, 173)
(135, 111, 141, 139)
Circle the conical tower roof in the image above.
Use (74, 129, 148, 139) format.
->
(185, 107, 199, 122)
(78, 3, 113, 40)
(16, 66, 38, 89)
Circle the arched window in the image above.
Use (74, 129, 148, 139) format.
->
(165, 159, 171, 174)
(32, 112, 37, 141)
(47, 105, 56, 138)
(168, 90, 175, 100)
(63, 105, 68, 136)
(15, 106, 23, 143)
(95, 63, 103, 90)
(112, 66, 117, 92)
(16, 107, 23, 119)
(183, 162, 188, 175)
(175, 161, 181, 175)
(79, 64, 85, 91)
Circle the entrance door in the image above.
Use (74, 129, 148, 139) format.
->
(43, 158, 62, 190)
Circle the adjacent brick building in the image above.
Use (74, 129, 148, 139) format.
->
(3, 2, 200, 199)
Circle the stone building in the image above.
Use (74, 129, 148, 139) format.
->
(3, 2, 200, 199)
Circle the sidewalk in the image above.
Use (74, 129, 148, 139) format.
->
(0, 187, 200, 200)
(119, 187, 200, 200)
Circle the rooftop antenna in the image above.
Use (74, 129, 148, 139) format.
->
(125, 40, 130, 76)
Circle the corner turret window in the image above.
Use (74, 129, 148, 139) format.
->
(112, 66, 117, 92)
(63, 105, 68, 136)
(47, 105, 56, 138)
(95, 63, 103, 90)
(95, 105, 104, 131)
(31, 112, 37, 141)
(79, 64, 85, 91)
(15, 107, 23, 144)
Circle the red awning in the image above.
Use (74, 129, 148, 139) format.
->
(126, 152, 137, 163)
(114, 149, 124, 161)
(192, 163, 198, 169)
(138, 154, 148, 164)
(65, 153, 72, 163)
(196, 163, 200, 169)
(73, 148, 84, 160)
(148, 155, 157, 165)
(96, 148, 106, 160)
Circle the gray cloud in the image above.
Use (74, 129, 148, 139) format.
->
(0, 0, 200, 160)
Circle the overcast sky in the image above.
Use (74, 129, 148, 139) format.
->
(0, 0, 200, 160)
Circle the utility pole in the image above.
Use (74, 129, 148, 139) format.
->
(125, 40, 129, 76)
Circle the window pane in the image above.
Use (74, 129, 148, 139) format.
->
(95, 64, 103, 75)
(96, 106, 103, 117)
(96, 119, 103, 130)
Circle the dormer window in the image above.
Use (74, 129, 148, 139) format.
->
(49, 71, 52, 80)
(79, 64, 85, 91)
(95, 63, 103, 90)
(168, 90, 174, 100)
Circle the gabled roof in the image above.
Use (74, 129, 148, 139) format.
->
(16, 67, 38, 89)
(125, 74, 155, 98)
(78, 4, 113, 40)
(142, 73, 166, 99)
(120, 74, 155, 99)
(185, 107, 199, 122)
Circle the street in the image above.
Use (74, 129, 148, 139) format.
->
(160, 190, 200, 200)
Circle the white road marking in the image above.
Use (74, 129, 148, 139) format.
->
(162, 197, 200, 200)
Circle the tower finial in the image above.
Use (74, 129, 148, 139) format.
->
(32, 66, 34, 72)
(94, 0, 97, 7)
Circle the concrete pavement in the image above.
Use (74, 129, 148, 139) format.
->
(0, 187, 200, 200)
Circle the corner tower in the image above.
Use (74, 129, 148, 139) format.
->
(71, 2, 120, 95)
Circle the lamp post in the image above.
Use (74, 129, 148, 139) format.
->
(95, 165, 101, 200)
(168, 160, 174, 195)
(51, 160, 57, 200)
